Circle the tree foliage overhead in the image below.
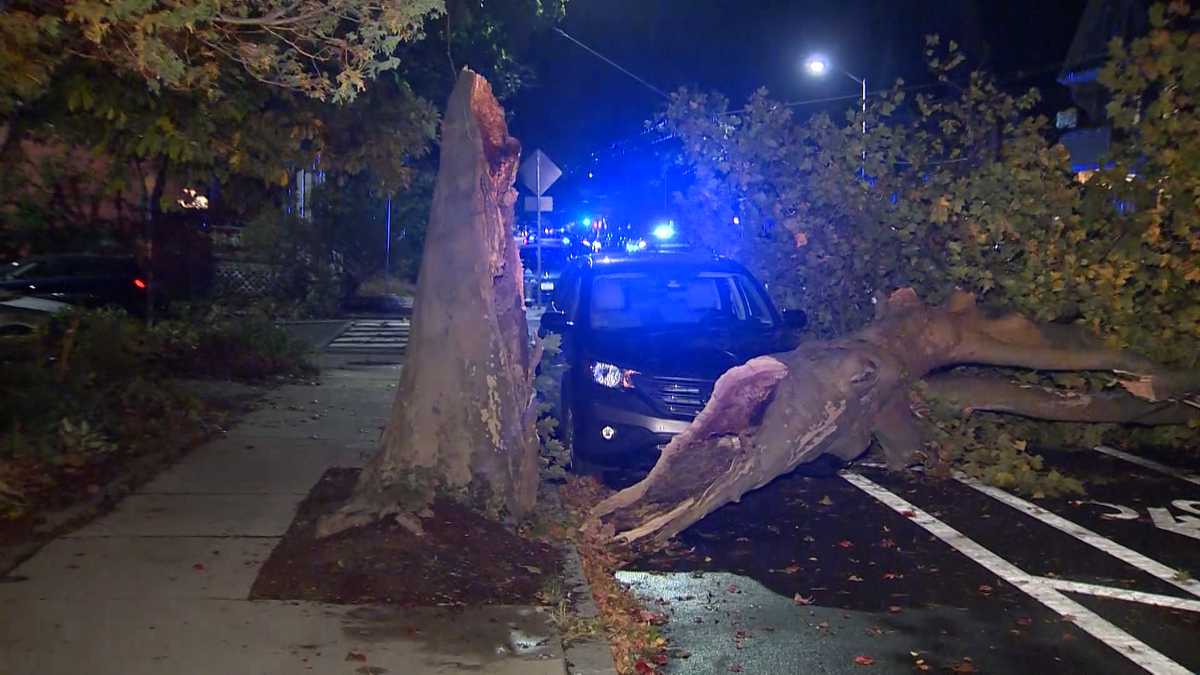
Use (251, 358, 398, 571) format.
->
(1, 0, 445, 110)
(662, 3, 1198, 489)
(666, 4, 1198, 369)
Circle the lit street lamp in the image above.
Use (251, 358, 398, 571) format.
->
(804, 54, 866, 176)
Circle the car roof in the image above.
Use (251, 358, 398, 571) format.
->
(575, 250, 747, 275)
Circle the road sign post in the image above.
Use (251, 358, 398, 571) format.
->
(518, 150, 561, 304)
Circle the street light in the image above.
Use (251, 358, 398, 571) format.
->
(804, 54, 866, 177)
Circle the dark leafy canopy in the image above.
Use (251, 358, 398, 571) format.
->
(662, 3, 1198, 490)
(666, 5, 1198, 369)
(0, 0, 446, 110)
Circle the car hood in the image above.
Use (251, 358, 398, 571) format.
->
(585, 326, 793, 380)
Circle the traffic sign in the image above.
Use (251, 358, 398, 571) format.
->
(519, 149, 561, 196)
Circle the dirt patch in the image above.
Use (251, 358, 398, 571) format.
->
(250, 468, 562, 606)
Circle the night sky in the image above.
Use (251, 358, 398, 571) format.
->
(504, 0, 1090, 224)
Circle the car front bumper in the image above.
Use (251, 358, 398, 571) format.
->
(577, 398, 693, 459)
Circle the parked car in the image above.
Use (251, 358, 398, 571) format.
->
(0, 296, 72, 336)
(0, 255, 153, 314)
(540, 250, 806, 468)
(520, 243, 572, 304)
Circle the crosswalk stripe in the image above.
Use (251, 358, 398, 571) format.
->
(327, 320, 410, 352)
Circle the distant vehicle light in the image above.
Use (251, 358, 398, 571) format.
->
(582, 217, 592, 227)
(652, 223, 676, 240)
(732, 216, 741, 225)
(562, 236, 571, 245)
(600, 425, 616, 440)
(540, 281, 555, 291)
(133, 278, 147, 289)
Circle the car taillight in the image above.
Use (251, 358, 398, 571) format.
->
(133, 278, 147, 290)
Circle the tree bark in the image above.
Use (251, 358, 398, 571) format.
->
(923, 374, 1200, 425)
(318, 69, 536, 537)
(591, 289, 1200, 548)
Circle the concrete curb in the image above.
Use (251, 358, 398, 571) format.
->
(542, 486, 618, 675)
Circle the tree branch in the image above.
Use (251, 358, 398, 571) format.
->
(924, 374, 1200, 425)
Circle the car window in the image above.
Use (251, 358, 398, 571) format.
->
(4, 259, 72, 280)
(588, 271, 774, 330)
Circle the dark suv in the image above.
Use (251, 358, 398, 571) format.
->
(540, 251, 805, 466)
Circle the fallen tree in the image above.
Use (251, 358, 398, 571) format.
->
(591, 288, 1200, 548)
(318, 68, 539, 537)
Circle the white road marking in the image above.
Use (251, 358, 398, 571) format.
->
(327, 319, 411, 352)
(1148, 508, 1200, 542)
(1174, 501, 1200, 517)
(1088, 501, 1141, 521)
(953, 472, 1200, 599)
(1093, 445, 1200, 487)
(1039, 578, 1200, 613)
(841, 471, 1193, 675)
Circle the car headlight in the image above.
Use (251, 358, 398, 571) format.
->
(591, 361, 637, 389)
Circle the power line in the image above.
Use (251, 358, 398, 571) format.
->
(553, 27, 669, 99)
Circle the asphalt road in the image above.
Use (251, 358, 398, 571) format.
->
(610, 445, 1200, 674)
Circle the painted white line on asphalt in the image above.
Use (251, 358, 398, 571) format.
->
(1039, 578, 1200, 613)
(1093, 445, 1200, 487)
(953, 472, 1200, 599)
(841, 472, 1193, 675)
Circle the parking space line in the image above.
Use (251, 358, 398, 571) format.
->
(842, 471, 1193, 675)
(953, 472, 1200, 599)
(1037, 578, 1200, 613)
(1093, 445, 1200, 487)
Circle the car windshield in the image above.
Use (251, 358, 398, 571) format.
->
(3, 259, 68, 280)
(589, 270, 775, 331)
(2, 257, 133, 280)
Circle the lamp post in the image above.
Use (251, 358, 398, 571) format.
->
(804, 55, 866, 178)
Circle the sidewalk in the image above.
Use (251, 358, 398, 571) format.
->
(0, 356, 565, 675)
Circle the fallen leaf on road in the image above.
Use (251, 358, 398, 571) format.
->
(848, 575, 864, 582)
(977, 584, 993, 595)
(854, 655, 876, 666)
(888, 605, 903, 613)
(837, 540, 854, 549)
(819, 495, 834, 506)
(951, 658, 977, 673)
(879, 538, 896, 549)
(793, 594, 814, 605)
(783, 564, 801, 574)
(900, 510, 917, 518)
(345, 652, 367, 662)
(192, 563, 205, 572)
(1015, 616, 1033, 626)
(882, 572, 902, 580)
(728, 664, 743, 673)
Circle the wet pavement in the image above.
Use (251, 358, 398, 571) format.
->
(608, 445, 1200, 674)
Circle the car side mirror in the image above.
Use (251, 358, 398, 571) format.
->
(782, 309, 807, 330)
(540, 311, 570, 334)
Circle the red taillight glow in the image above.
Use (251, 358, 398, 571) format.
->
(133, 278, 147, 289)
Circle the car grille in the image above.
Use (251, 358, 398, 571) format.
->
(641, 376, 714, 419)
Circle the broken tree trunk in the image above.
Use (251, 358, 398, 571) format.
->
(318, 69, 538, 537)
(592, 288, 1200, 548)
